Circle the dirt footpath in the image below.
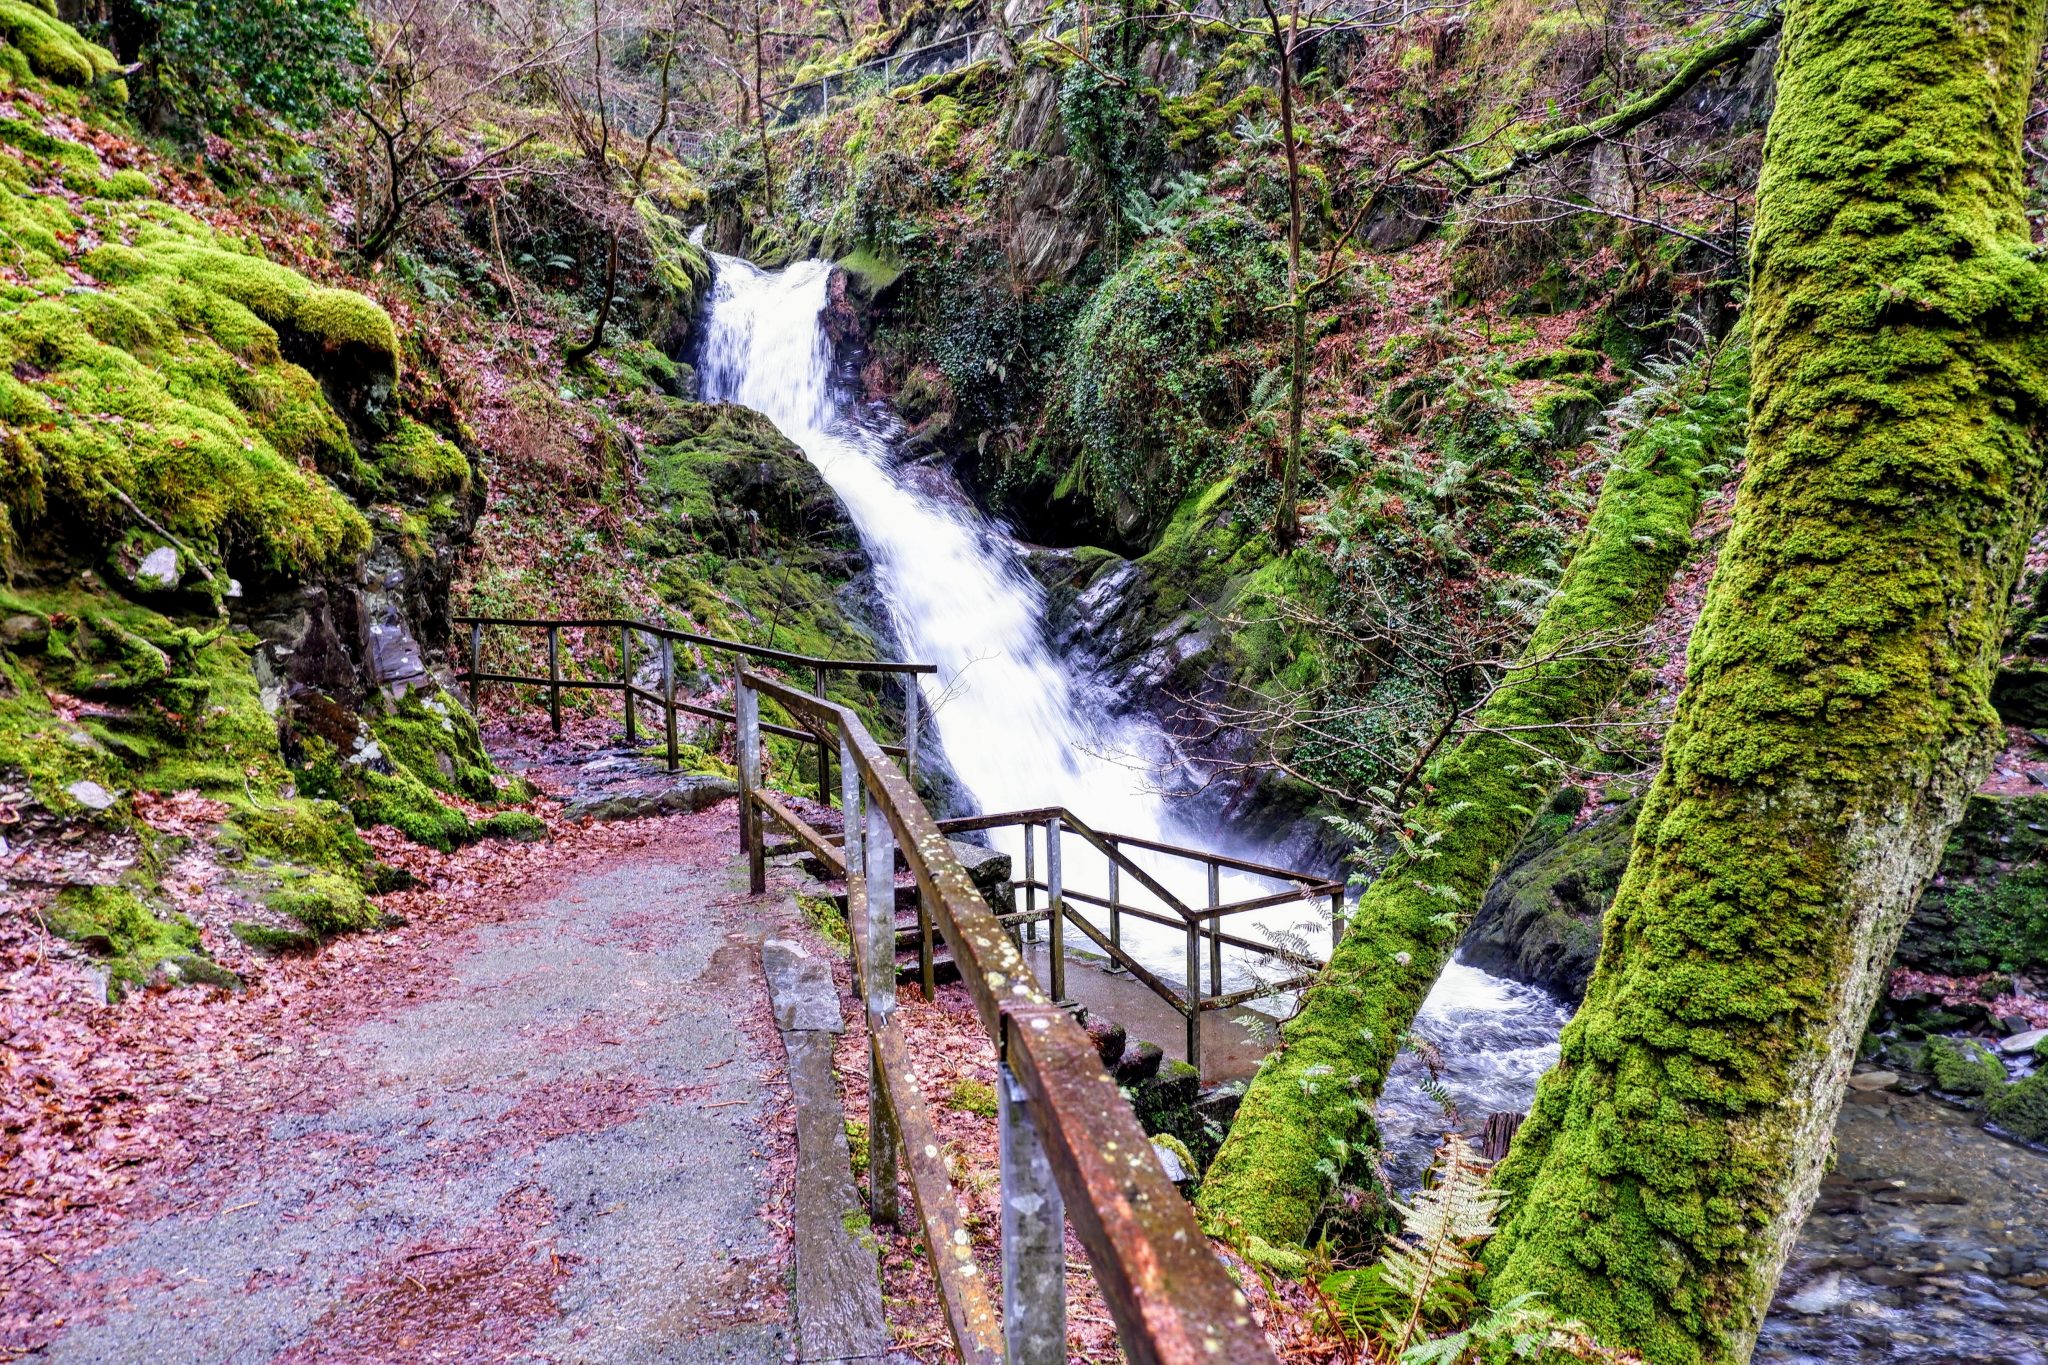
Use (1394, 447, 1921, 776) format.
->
(8, 805, 803, 1364)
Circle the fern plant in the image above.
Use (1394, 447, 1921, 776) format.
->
(1377, 1135, 1503, 1357)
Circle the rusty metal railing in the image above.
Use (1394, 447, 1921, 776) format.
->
(781, 801, 1344, 1078)
(736, 668, 1277, 1365)
(945, 809, 1345, 1079)
(450, 614, 935, 794)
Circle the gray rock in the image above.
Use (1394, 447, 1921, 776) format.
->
(1847, 1070, 1900, 1092)
(762, 939, 844, 1034)
(1999, 1027, 2048, 1054)
(948, 838, 1012, 909)
(1, 612, 48, 651)
(561, 775, 739, 822)
(1151, 1138, 1190, 1184)
(136, 545, 180, 589)
(64, 779, 118, 811)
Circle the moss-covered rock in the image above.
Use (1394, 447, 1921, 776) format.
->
(372, 419, 471, 497)
(266, 871, 381, 938)
(42, 884, 230, 1000)
(1922, 1036, 2008, 1099)
(1986, 1069, 2048, 1143)
(1463, 798, 1637, 999)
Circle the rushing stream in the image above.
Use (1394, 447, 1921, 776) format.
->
(694, 255, 2047, 1363)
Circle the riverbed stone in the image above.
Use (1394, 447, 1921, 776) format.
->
(2000, 1027, 2047, 1054)
(1847, 1070, 1900, 1092)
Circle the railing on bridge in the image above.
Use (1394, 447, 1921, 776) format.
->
(774, 798, 1345, 1077)
(450, 614, 934, 797)
(735, 668, 1278, 1365)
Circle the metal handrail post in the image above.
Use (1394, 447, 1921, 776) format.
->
(1106, 837, 1121, 965)
(546, 625, 562, 735)
(468, 621, 482, 708)
(737, 668, 764, 891)
(839, 733, 864, 883)
(999, 1062, 1066, 1364)
(1046, 817, 1064, 1004)
(620, 624, 637, 745)
(864, 787, 901, 1225)
(1207, 861, 1223, 1001)
(662, 638, 679, 771)
(1332, 886, 1347, 947)
(814, 664, 831, 802)
(1185, 918, 1203, 1078)
(1021, 822, 1037, 943)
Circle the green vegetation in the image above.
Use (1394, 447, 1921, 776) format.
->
(1199, 342, 1747, 1249)
(946, 1077, 997, 1117)
(1485, 3, 2048, 1358)
(124, 0, 369, 131)
(42, 884, 220, 999)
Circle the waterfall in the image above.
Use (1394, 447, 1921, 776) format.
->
(695, 255, 1563, 1136)
(699, 259, 1198, 846)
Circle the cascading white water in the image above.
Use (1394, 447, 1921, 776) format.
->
(699, 255, 1180, 840)
(696, 255, 1565, 1140)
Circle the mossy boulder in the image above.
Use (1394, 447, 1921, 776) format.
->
(639, 401, 852, 551)
(43, 884, 234, 1000)
(1464, 798, 1637, 999)
(1987, 1069, 2048, 1143)
(267, 871, 381, 938)
(371, 419, 471, 497)
(1922, 1036, 2008, 1099)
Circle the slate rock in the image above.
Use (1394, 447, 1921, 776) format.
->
(65, 779, 118, 811)
(561, 774, 739, 822)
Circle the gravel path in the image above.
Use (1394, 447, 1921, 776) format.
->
(27, 806, 802, 1364)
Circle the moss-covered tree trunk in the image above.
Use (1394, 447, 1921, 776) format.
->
(1196, 350, 1748, 1247)
(1483, 4, 2048, 1361)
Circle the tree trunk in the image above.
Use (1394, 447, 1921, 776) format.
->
(1197, 343, 1749, 1248)
(1483, 4, 2048, 1361)
(1268, 0, 1304, 548)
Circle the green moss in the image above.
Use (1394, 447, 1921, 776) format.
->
(798, 890, 851, 953)
(1057, 212, 1283, 532)
(1200, 343, 1747, 1251)
(97, 168, 152, 200)
(1987, 1069, 2048, 1143)
(1483, 4, 2048, 1359)
(266, 871, 380, 938)
(43, 884, 224, 999)
(368, 689, 521, 804)
(296, 285, 400, 362)
(477, 810, 545, 841)
(369, 419, 469, 495)
(1922, 1036, 2007, 1098)
(230, 921, 318, 954)
(844, 1117, 870, 1170)
(0, 0, 117, 88)
(947, 1078, 997, 1117)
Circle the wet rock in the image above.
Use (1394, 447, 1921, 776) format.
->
(1083, 1014, 1127, 1069)
(1999, 1027, 2047, 1054)
(1114, 1040, 1163, 1086)
(1847, 1070, 1900, 1092)
(1463, 798, 1635, 999)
